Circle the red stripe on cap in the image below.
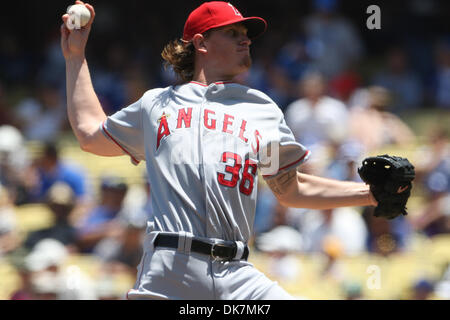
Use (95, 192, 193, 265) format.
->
(102, 121, 140, 165)
(263, 150, 310, 178)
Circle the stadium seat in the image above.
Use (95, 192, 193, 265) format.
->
(14, 204, 55, 236)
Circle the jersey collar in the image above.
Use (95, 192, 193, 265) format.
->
(173, 80, 241, 101)
(189, 80, 235, 87)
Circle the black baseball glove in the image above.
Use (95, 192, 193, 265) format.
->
(358, 155, 415, 220)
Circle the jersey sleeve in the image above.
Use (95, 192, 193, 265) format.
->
(259, 112, 310, 178)
(100, 98, 145, 165)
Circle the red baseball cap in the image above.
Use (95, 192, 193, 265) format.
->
(182, 2, 267, 42)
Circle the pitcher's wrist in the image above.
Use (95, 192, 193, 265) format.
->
(65, 54, 86, 64)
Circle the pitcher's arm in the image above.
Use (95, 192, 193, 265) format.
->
(62, 2, 124, 156)
(265, 169, 377, 209)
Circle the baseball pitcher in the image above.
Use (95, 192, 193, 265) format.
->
(61, 1, 414, 299)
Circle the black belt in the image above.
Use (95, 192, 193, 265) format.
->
(154, 234, 249, 261)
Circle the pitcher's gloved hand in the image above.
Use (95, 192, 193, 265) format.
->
(358, 155, 415, 220)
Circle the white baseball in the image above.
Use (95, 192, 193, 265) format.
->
(66, 4, 91, 30)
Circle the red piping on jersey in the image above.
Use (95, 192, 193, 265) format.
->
(190, 81, 208, 87)
(215, 81, 235, 85)
(189, 81, 235, 86)
(262, 150, 310, 178)
(102, 121, 140, 165)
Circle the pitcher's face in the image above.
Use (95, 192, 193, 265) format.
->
(204, 23, 252, 78)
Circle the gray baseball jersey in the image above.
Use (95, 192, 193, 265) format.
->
(101, 81, 309, 243)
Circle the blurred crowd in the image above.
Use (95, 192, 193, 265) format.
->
(0, 0, 449, 299)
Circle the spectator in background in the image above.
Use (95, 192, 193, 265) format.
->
(93, 217, 146, 276)
(433, 38, 450, 108)
(0, 125, 32, 205)
(23, 238, 97, 300)
(302, 0, 364, 78)
(95, 271, 128, 300)
(410, 129, 450, 236)
(275, 36, 311, 85)
(285, 72, 349, 150)
(325, 140, 365, 182)
(253, 181, 279, 236)
(254, 203, 304, 282)
(91, 43, 128, 115)
(413, 128, 450, 183)
(13, 82, 68, 142)
(0, 184, 20, 256)
(241, 52, 272, 93)
(410, 279, 435, 300)
(28, 142, 88, 204)
(410, 159, 450, 237)
(10, 263, 34, 300)
(255, 198, 368, 257)
(24, 182, 78, 252)
(123, 61, 152, 104)
(341, 280, 363, 300)
(255, 203, 305, 254)
(294, 207, 368, 256)
(265, 66, 298, 110)
(328, 64, 362, 104)
(28, 271, 62, 300)
(348, 86, 416, 152)
(36, 34, 66, 89)
(434, 263, 450, 300)
(362, 206, 412, 256)
(76, 176, 128, 253)
(371, 47, 423, 113)
(93, 174, 150, 275)
(243, 54, 295, 109)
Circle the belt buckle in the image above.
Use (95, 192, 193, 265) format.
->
(211, 242, 231, 262)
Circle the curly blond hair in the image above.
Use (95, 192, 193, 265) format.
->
(161, 31, 212, 83)
(161, 40, 196, 83)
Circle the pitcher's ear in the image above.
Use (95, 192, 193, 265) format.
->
(192, 34, 208, 54)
